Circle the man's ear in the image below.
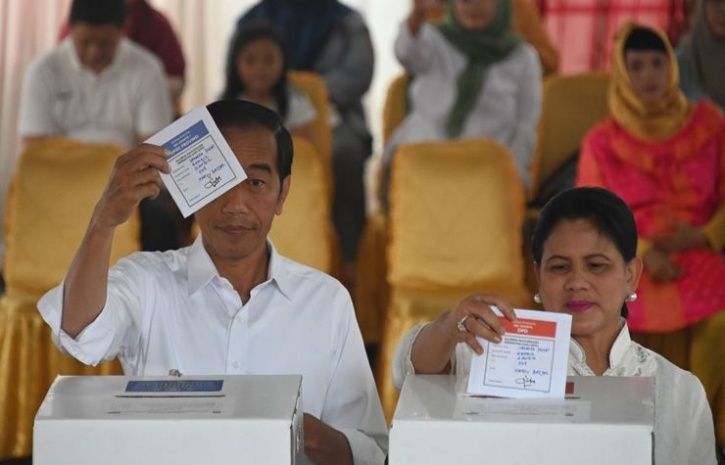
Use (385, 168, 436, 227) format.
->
(275, 175, 291, 216)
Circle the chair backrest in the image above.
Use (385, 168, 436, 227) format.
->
(387, 139, 527, 301)
(382, 74, 411, 147)
(3, 138, 140, 297)
(269, 137, 335, 274)
(530, 72, 610, 197)
(288, 71, 332, 166)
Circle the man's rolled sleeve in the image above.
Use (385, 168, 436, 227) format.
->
(37, 283, 124, 366)
(36, 255, 144, 367)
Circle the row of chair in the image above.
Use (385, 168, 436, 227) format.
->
(0, 71, 611, 458)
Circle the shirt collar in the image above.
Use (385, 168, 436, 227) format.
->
(186, 235, 293, 300)
(569, 318, 631, 368)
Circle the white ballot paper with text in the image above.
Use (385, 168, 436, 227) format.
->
(146, 107, 247, 217)
(467, 308, 572, 399)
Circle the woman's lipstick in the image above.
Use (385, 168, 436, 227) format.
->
(566, 300, 593, 312)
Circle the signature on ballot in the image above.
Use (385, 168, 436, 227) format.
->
(515, 375, 536, 388)
(203, 174, 222, 189)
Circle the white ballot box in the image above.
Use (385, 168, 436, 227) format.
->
(34, 375, 303, 465)
(391, 375, 654, 465)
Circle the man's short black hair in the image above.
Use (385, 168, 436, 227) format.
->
(206, 100, 293, 183)
(69, 0, 126, 28)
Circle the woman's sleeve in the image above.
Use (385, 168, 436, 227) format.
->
(394, 21, 438, 76)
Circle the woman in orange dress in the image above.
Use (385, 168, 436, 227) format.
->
(576, 22, 725, 450)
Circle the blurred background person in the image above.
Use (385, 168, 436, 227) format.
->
(59, 0, 186, 108)
(677, 0, 725, 109)
(221, 22, 316, 141)
(236, 0, 375, 288)
(381, 0, 542, 202)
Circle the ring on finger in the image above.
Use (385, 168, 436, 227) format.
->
(456, 315, 469, 332)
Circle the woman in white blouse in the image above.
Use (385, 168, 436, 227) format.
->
(382, 0, 541, 197)
(393, 187, 717, 465)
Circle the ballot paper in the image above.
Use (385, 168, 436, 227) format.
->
(146, 107, 246, 217)
(467, 309, 572, 399)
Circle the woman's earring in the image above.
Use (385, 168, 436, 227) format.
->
(533, 293, 542, 304)
(626, 292, 638, 303)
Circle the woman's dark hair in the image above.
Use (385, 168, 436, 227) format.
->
(206, 100, 293, 184)
(220, 22, 290, 120)
(624, 26, 667, 53)
(531, 187, 638, 317)
(69, 0, 126, 27)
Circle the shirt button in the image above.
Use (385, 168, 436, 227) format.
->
(232, 361, 239, 369)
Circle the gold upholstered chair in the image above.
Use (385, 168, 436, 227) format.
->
(529, 72, 610, 199)
(381, 74, 411, 146)
(353, 74, 411, 345)
(0, 138, 139, 459)
(288, 71, 333, 167)
(269, 137, 337, 274)
(376, 139, 531, 421)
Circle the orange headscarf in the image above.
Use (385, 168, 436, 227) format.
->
(609, 22, 692, 141)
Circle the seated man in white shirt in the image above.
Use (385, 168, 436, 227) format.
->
(18, 0, 179, 251)
(37, 100, 388, 465)
(18, 0, 172, 149)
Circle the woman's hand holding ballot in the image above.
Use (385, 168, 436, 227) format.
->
(410, 294, 516, 375)
(92, 144, 171, 231)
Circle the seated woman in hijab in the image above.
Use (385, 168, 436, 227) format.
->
(381, 0, 542, 201)
(576, 22, 725, 450)
(392, 187, 717, 465)
(677, 0, 725, 109)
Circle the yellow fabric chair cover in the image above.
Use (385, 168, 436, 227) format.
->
(0, 138, 138, 459)
(3, 139, 140, 296)
(0, 294, 121, 459)
(378, 139, 531, 421)
(354, 74, 411, 343)
(354, 211, 389, 344)
(288, 71, 333, 166)
(269, 138, 336, 274)
(530, 72, 610, 198)
(382, 74, 411, 147)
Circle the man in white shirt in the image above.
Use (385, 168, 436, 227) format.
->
(18, 0, 172, 149)
(38, 99, 388, 465)
(17, 0, 179, 252)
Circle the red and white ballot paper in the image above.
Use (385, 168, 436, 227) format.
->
(466, 309, 572, 399)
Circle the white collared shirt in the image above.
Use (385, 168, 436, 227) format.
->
(393, 321, 716, 465)
(19, 38, 172, 149)
(38, 237, 387, 465)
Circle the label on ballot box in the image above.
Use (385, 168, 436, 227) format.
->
(467, 308, 572, 399)
(146, 107, 247, 218)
